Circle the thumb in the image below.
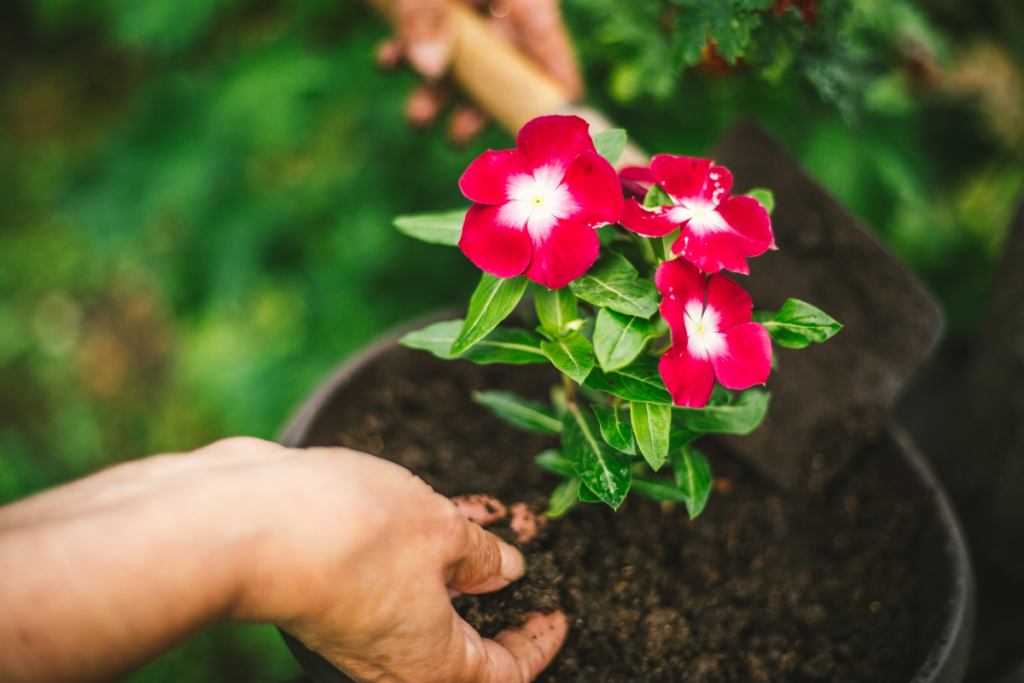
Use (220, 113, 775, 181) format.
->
(448, 513, 525, 594)
(398, 0, 452, 79)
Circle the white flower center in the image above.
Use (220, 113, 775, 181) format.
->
(499, 164, 578, 238)
(683, 301, 726, 359)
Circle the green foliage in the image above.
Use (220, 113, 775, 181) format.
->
(757, 299, 842, 348)
(630, 401, 672, 470)
(535, 286, 580, 339)
(545, 477, 581, 517)
(670, 446, 714, 518)
(746, 188, 775, 214)
(591, 403, 635, 454)
(471, 391, 562, 434)
(670, 389, 771, 434)
(643, 183, 674, 209)
(592, 128, 628, 164)
(451, 274, 529, 355)
(593, 308, 651, 371)
(541, 334, 596, 384)
(562, 403, 632, 508)
(630, 473, 690, 504)
(584, 355, 674, 404)
(393, 209, 467, 246)
(400, 320, 546, 364)
(569, 260, 659, 318)
(535, 449, 577, 477)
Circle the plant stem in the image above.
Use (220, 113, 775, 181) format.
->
(562, 372, 576, 405)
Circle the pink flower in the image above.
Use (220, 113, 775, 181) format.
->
(656, 258, 771, 408)
(458, 115, 625, 289)
(619, 155, 773, 275)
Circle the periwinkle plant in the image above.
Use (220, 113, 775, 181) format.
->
(394, 115, 840, 518)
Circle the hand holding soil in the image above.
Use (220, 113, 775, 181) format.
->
(0, 437, 566, 683)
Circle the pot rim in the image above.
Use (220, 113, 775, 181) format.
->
(277, 315, 976, 683)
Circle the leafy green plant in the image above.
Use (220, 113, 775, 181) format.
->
(397, 116, 840, 518)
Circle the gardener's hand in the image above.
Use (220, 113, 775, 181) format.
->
(0, 437, 566, 683)
(378, 0, 582, 144)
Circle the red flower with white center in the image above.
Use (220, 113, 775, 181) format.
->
(458, 115, 625, 290)
(619, 155, 774, 275)
(656, 258, 772, 408)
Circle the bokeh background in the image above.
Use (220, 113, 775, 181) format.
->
(1, 0, 1022, 680)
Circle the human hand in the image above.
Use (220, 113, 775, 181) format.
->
(377, 0, 582, 144)
(0, 438, 565, 683)
(221, 442, 567, 683)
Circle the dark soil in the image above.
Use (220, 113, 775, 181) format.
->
(306, 348, 942, 683)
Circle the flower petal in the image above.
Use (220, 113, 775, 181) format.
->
(459, 149, 528, 205)
(619, 166, 654, 200)
(659, 344, 715, 408)
(704, 273, 753, 331)
(672, 226, 751, 274)
(525, 218, 600, 289)
(558, 150, 625, 226)
(459, 203, 532, 279)
(650, 156, 732, 208)
(655, 257, 706, 302)
(715, 195, 773, 255)
(620, 199, 678, 237)
(709, 322, 772, 390)
(516, 115, 595, 176)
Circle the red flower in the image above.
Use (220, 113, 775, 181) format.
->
(656, 258, 771, 408)
(458, 115, 624, 289)
(618, 166, 655, 201)
(619, 155, 773, 275)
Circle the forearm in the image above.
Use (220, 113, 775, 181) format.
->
(0, 471, 255, 683)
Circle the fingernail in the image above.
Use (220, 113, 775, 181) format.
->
(499, 541, 525, 582)
(407, 40, 449, 79)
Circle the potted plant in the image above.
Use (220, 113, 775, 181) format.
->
(278, 115, 973, 683)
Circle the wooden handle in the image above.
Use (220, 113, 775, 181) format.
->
(367, 0, 648, 166)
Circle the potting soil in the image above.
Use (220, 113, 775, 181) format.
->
(319, 351, 937, 683)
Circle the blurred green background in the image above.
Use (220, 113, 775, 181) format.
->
(1, 0, 1022, 680)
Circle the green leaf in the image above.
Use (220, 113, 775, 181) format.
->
(591, 403, 635, 454)
(708, 384, 733, 407)
(670, 388, 770, 435)
(562, 404, 632, 509)
(578, 480, 602, 503)
(746, 188, 775, 215)
(592, 128, 628, 165)
(669, 428, 701, 451)
(570, 276, 659, 318)
(472, 390, 561, 434)
(631, 401, 672, 470)
(591, 251, 639, 281)
(760, 299, 842, 349)
(584, 354, 673, 404)
(670, 447, 713, 519)
(535, 286, 579, 339)
(541, 334, 595, 384)
(451, 274, 529, 355)
(594, 308, 652, 371)
(546, 477, 580, 518)
(631, 474, 688, 503)
(535, 449, 576, 477)
(401, 320, 546, 364)
(643, 183, 673, 208)
(392, 209, 467, 246)
(709, 6, 761, 64)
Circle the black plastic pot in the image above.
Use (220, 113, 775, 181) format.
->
(275, 323, 976, 683)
